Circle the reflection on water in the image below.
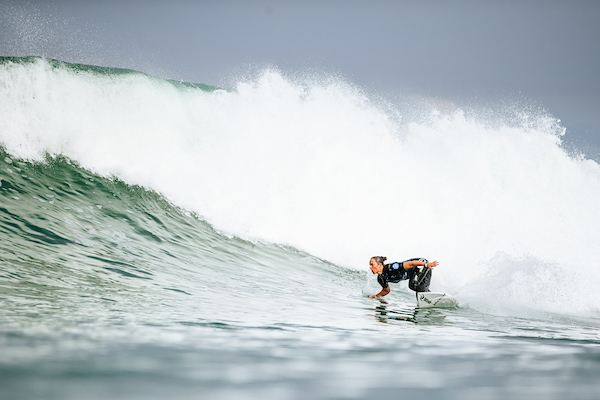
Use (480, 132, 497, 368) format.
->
(373, 298, 449, 324)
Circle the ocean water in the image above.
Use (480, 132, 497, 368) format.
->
(1, 56, 600, 400)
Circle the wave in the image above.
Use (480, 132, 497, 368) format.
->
(1, 56, 600, 317)
(0, 150, 353, 326)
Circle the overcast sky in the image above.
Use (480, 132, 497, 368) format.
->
(2, 0, 599, 158)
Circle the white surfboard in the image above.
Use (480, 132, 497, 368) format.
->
(416, 292, 457, 308)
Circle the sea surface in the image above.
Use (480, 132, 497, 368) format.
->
(1, 57, 600, 399)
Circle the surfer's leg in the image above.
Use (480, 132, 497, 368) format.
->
(408, 259, 432, 292)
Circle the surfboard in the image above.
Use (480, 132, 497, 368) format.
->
(416, 292, 457, 308)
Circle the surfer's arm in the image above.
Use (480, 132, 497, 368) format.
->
(403, 260, 439, 269)
(369, 286, 390, 298)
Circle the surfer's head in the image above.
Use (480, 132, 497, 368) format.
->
(369, 256, 386, 274)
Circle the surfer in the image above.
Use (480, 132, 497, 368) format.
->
(368, 256, 438, 298)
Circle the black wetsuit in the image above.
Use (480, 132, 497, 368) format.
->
(377, 258, 432, 293)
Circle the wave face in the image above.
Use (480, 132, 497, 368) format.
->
(1, 56, 600, 318)
(0, 149, 356, 332)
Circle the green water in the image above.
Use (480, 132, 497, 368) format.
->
(1, 151, 600, 400)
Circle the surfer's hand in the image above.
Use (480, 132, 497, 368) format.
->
(427, 261, 439, 269)
(368, 295, 375, 298)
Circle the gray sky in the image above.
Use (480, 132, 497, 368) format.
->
(2, 0, 600, 158)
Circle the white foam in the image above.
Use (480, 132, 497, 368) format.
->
(1, 58, 600, 317)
